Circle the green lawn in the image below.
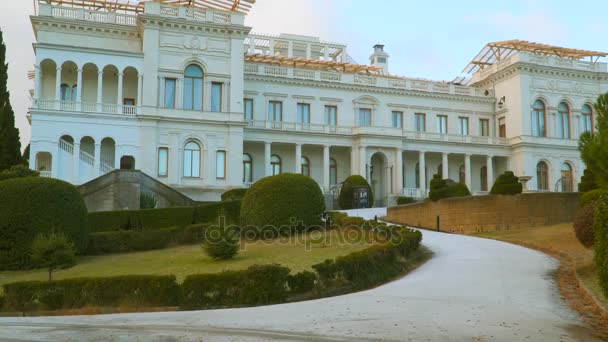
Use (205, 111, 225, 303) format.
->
(0, 229, 374, 287)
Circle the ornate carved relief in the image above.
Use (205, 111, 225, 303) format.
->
(183, 35, 208, 53)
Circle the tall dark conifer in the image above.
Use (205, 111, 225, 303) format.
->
(0, 29, 22, 171)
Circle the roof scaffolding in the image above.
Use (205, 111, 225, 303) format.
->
(39, 0, 255, 14)
(244, 53, 382, 75)
(463, 39, 608, 74)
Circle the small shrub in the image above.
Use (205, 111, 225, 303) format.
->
(574, 202, 596, 248)
(3, 275, 180, 312)
(327, 211, 348, 226)
(240, 174, 325, 236)
(338, 175, 373, 210)
(579, 169, 599, 193)
(139, 192, 157, 209)
(202, 225, 239, 260)
(0, 177, 88, 270)
(490, 171, 522, 195)
(429, 175, 471, 202)
(181, 265, 290, 309)
(194, 201, 241, 225)
(287, 271, 316, 294)
(593, 199, 608, 298)
(30, 232, 76, 281)
(580, 189, 606, 208)
(0, 165, 39, 181)
(396, 196, 417, 205)
(221, 188, 248, 202)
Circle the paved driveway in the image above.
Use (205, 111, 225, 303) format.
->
(0, 208, 600, 341)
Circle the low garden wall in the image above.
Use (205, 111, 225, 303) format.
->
(387, 193, 580, 233)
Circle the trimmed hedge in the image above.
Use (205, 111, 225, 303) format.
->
(490, 171, 522, 195)
(181, 265, 290, 309)
(429, 175, 471, 202)
(338, 175, 373, 210)
(221, 188, 248, 202)
(594, 199, 608, 298)
(0, 165, 39, 181)
(287, 271, 317, 294)
(2, 275, 180, 312)
(86, 225, 207, 255)
(88, 201, 241, 233)
(313, 227, 422, 289)
(240, 174, 325, 234)
(574, 202, 596, 248)
(396, 196, 417, 205)
(0, 177, 89, 270)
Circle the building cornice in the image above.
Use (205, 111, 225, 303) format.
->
(31, 15, 140, 40)
(138, 14, 251, 39)
(34, 43, 144, 59)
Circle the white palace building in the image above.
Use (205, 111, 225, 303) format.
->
(27, 0, 608, 205)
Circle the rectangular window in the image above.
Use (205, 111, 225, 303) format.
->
(392, 111, 403, 128)
(458, 117, 469, 136)
(415, 113, 426, 132)
(499, 117, 506, 138)
(268, 101, 283, 122)
(244, 98, 253, 121)
(164, 78, 176, 109)
(211, 82, 222, 112)
(358, 108, 372, 126)
(158, 147, 168, 177)
(297, 103, 310, 124)
(436, 115, 448, 134)
(325, 105, 337, 126)
(480, 119, 490, 137)
(216, 150, 226, 179)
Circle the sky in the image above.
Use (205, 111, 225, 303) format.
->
(2, 0, 608, 148)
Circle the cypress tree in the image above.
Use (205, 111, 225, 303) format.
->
(0, 29, 23, 171)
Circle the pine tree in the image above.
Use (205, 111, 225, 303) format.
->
(0, 29, 23, 171)
(579, 93, 608, 188)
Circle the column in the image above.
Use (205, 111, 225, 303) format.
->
(442, 153, 449, 179)
(159, 76, 165, 108)
(419, 151, 426, 195)
(176, 78, 183, 109)
(117, 72, 124, 113)
(94, 143, 101, 177)
(114, 146, 121, 172)
(465, 154, 472, 190)
(249, 36, 256, 54)
(34, 65, 41, 101)
(72, 142, 80, 184)
(324, 45, 330, 60)
(359, 145, 367, 180)
(137, 74, 143, 114)
(395, 148, 403, 194)
(76, 68, 83, 111)
(350, 146, 358, 176)
(269, 39, 275, 56)
(264, 142, 272, 176)
(294, 143, 302, 174)
(287, 41, 294, 58)
(323, 145, 330, 191)
(54, 66, 62, 109)
(305, 43, 312, 59)
(97, 70, 103, 112)
(52, 145, 60, 179)
(486, 155, 494, 191)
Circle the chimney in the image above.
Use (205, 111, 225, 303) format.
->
(370, 44, 389, 74)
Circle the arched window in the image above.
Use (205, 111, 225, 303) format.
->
(558, 102, 571, 139)
(184, 64, 204, 111)
(60, 84, 71, 101)
(561, 163, 573, 192)
(271, 155, 281, 175)
(536, 161, 549, 191)
(459, 165, 465, 184)
(480, 166, 488, 192)
(301, 157, 310, 177)
(532, 100, 546, 137)
(183, 141, 201, 178)
(437, 164, 443, 179)
(243, 153, 253, 183)
(330, 158, 338, 185)
(582, 104, 593, 134)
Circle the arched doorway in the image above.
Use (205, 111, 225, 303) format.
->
(120, 156, 135, 170)
(561, 163, 573, 192)
(370, 152, 387, 207)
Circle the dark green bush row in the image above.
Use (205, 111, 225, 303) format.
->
(3, 275, 180, 312)
(181, 265, 291, 309)
(221, 188, 248, 202)
(287, 271, 317, 294)
(88, 201, 241, 232)
(490, 171, 522, 195)
(396, 196, 417, 205)
(594, 198, 608, 298)
(0, 177, 89, 270)
(86, 225, 207, 255)
(313, 228, 423, 290)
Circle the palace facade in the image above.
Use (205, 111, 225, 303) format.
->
(28, 0, 608, 205)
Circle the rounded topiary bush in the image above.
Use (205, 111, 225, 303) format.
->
(0, 177, 89, 270)
(338, 175, 373, 210)
(490, 171, 522, 195)
(429, 175, 471, 202)
(240, 174, 325, 233)
(574, 201, 596, 248)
